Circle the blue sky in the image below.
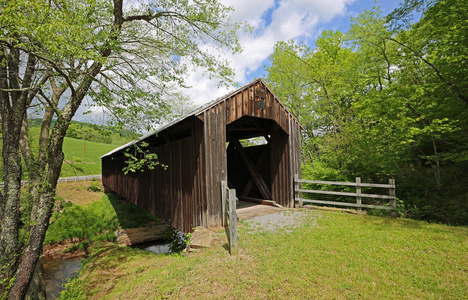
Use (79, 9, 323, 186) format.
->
(245, 0, 403, 81)
(78, 0, 406, 122)
(183, 0, 405, 105)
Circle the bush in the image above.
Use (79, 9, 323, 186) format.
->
(86, 180, 102, 192)
(163, 228, 189, 253)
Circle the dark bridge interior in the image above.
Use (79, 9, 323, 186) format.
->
(226, 116, 284, 202)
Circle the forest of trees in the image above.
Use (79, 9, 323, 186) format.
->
(265, 0, 467, 225)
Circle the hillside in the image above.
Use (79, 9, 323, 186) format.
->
(28, 119, 136, 146)
(0, 121, 133, 180)
(60, 137, 118, 177)
(0, 134, 123, 180)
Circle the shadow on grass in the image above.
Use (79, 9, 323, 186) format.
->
(61, 161, 85, 177)
(369, 217, 423, 229)
(362, 214, 460, 233)
(106, 192, 163, 229)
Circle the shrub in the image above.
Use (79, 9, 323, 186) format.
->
(86, 180, 102, 192)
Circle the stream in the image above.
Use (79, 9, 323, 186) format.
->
(43, 240, 172, 298)
(43, 257, 83, 299)
(132, 240, 172, 254)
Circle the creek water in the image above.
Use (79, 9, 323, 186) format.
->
(132, 240, 172, 254)
(42, 240, 173, 298)
(43, 257, 83, 299)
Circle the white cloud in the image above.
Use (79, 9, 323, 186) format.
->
(221, 0, 275, 24)
(187, 0, 354, 105)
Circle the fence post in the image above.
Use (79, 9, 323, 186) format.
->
(389, 178, 397, 218)
(294, 174, 301, 207)
(228, 188, 238, 255)
(356, 177, 362, 215)
(221, 181, 227, 227)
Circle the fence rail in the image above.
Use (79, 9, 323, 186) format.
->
(294, 176, 397, 217)
(0, 175, 102, 189)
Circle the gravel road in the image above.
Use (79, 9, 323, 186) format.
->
(244, 209, 317, 233)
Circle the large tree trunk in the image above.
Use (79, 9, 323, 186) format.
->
(0, 47, 32, 297)
(0, 191, 3, 223)
(7, 130, 65, 299)
(8, 178, 60, 300)
(25, 258, 46, 300)
(0, 142, 22, 297)
(7, 70, 101, 298)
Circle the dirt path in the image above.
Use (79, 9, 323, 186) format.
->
(56, 180, 105, 206)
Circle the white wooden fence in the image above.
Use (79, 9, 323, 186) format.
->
(0, 175, 102, 189)
(294, 176, 397, 217)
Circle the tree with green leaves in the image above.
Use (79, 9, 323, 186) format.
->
(266, 0, 468, 224)
(266, 31, 362, 170)
(0, 0, 244, 298)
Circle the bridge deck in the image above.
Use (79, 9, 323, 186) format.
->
(236, 200, 283, 220)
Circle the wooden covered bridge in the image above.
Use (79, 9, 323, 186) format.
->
(101, 79, 302, 233)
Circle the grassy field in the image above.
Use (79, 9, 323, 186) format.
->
(60, 211, 468, 299)
(60, 137, 118, 177)
(0, 136, 120, 179)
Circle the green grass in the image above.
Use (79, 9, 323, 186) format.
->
(60, 137, 118, 177)
(0, 136, 119, 179)
(45, 193, 161, 246)
(60, 211, 468, 299)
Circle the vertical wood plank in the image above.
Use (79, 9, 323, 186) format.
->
(389, 178, 397, 218)
(203, 110, 211, 227)
(221, 181, 227, 227)
(212, 104, 221, 227)
(215, 105, 222, 226)
(236, 92, 242, 120)
(249, 86, 254, 115)
(356, 177, 362, 215)
(178, 141, 183, 231)
(192, 126, 199, 230)
(226, 97, 231, 124)
(286, 136, 292, 207)
(240, 88, 244, 116)
(266, 89, 272, 119)
(243, 89, 249, 118)
(287, 133, 292, 207)
(295, 174, 301, 207)
(295, 122, 302, 201)
(228, 188, 238, 255)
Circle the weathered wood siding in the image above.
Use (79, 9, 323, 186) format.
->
(102, 79, 302, 232)
(289, 117, 302, 207)
(198, 81, 291, 134)
(202, 102, 227, 227)
(102, 122, 206, 233)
